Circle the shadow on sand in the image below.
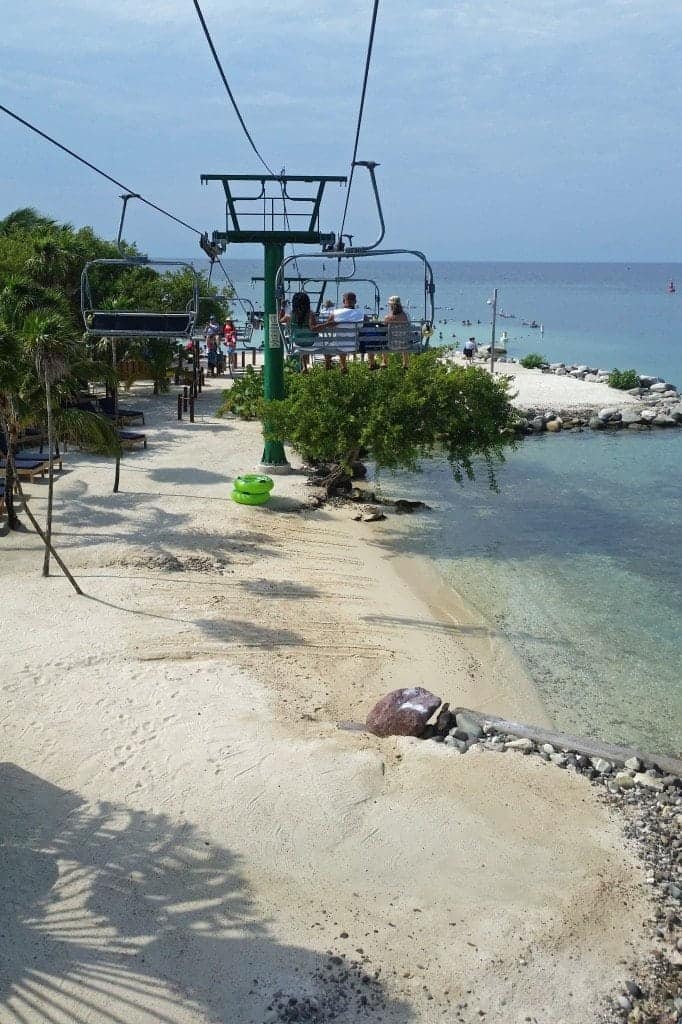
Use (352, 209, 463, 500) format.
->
(0, 763, 415, 1024)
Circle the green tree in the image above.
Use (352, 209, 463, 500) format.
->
(262, 352, 518, 494)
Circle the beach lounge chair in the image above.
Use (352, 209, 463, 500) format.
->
(0, 458, 49, 482)
(97, 396, 145, 425)
(18, 450, 64, 472)
(118, 430, 147, 449)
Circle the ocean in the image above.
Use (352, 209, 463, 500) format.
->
(214, 258, 682, 756)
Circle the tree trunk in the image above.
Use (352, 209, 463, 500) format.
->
(42, 373, 54, 576)
(0, 404, 21, 531)
(111, 339, 121, 493)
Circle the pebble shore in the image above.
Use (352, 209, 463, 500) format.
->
(421, 708, 682, 1024)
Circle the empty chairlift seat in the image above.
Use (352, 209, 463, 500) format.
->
(84, 311, 195, 337)
(81, 258, 199, 339)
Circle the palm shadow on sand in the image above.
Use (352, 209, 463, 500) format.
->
(0, 763, 415, 1024)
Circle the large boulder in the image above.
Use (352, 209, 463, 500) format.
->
(366, 687, 441, 738)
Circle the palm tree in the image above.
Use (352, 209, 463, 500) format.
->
(0, 208, 57, 235)
(0, 326, 23, 531)
(20, 312, 70, 575)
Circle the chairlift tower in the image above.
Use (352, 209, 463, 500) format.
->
(201, 173, 346, 467)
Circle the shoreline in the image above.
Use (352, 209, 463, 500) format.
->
(0, 380, 662, 1024)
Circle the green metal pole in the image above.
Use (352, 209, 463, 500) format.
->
(261, 241, 288, 467)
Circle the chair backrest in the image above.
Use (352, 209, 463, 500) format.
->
(387, 322, 420, 352)
(235, 323, 253, 346)
(318, 324, 360, 354)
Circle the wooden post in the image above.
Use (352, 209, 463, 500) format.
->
(489, 288, 498, 375)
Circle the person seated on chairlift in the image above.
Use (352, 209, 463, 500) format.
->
(283, 292, 327, 372)
(383, 294, 410, 369)
(325, 292, 365, 371)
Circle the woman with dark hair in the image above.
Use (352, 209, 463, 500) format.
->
(282, 291, 327, 370)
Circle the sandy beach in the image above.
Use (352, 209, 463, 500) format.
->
(0, 380, 653, 1024)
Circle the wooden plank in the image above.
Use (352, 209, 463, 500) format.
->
(455, 708, 682, 776)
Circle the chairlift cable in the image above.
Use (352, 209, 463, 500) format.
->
(190, 0, 275, 176)
(338, 0, 380, 240)
(215, 257, 250, 319)
(0, 103, 202, 237)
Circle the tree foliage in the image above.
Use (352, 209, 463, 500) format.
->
(262, 352, 518, 486)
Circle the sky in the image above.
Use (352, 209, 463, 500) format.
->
(2, 0, 682, 262)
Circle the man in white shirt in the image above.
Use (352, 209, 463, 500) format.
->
(325, 292, 364, 370)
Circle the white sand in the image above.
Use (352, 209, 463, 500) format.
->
(449, 353, 639, 411)
(499, 364, 639, 411)
(0, 381, 651, 1024)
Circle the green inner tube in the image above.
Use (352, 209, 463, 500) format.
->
(231, 489, 271, 506)
(233, 474, 274, 495)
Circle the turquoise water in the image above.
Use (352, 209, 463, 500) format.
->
(220, 260, 682, 754)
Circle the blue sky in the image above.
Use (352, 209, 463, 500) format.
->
(2, 0, 681, 261)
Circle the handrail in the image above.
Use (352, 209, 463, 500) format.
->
(276, 248, 435, 326)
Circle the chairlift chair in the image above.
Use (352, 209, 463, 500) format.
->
(81, 257, 199, 338)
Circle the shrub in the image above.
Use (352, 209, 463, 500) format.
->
(216, 365, 263, 420)
(263, 351, 518, 488)
(519, 352, 546, 369)
(608, 368, 639, 390)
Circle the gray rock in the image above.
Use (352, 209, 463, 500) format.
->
(639, 374, 659, 387)
(627, 422, 649, 430)
(668, 403, 682, 422)
(620, 409, 642, 425)
(640, 408, 658, 422)
(615, 771, 636, 789)
(555, 366, 567, 375)
(531, 416, 545, 433)
(650, 381, 670, 392)
(576, 365, 588, 373)
(549, 362, 565, 370)
(598, 408, 621, 422)
(589, 416, 606, 430)
(546, 417, 562, 432)
(549, 752, 568, 768)
(506, 737, 535, 752)
(455, 712, 484, 739)
(541, 743, 556, 755)
(624, 756, 642, 771)
(450, 728, 470, 742)
(653, 414, 676, 427)
(591, 757, 613, 774)
(616, 995, 633, 1012)
(633, 772, 665, 791)
(366, 687, 441, 738)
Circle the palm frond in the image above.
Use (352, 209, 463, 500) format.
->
(54, 408, 122, 457)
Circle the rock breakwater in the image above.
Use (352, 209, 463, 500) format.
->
(508, 366, 682, 434)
